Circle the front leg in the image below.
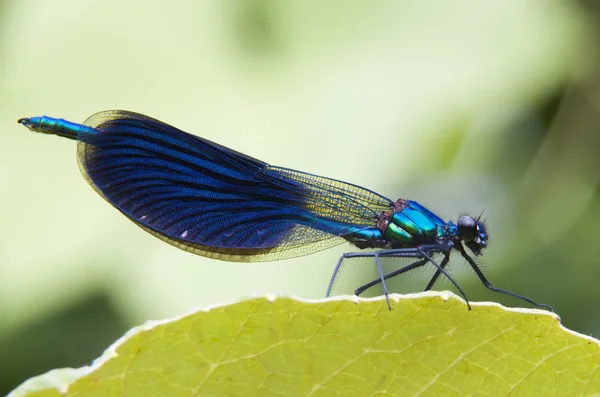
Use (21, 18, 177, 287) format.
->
(454, 242, 553, 311)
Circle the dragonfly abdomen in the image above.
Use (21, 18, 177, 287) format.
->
(18, 116, 97, 140)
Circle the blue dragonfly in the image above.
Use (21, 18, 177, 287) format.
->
(18, 111, 551, 311)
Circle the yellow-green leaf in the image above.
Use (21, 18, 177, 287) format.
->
(9, 292, 600, 397)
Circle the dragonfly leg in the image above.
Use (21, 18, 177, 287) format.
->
(354, 258, 429, 297)
(424, 252, 451, 291)
(455, 242, 553, 311)
(417, 248, 472, 310)
(338, 249, 424, 295)
(374, 252, 392, 310)
(328, 246, 453, 310)
(326, 251, 378, 298)
(326, 253, 346, 298)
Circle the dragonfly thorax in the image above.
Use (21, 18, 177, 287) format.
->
(345, 199, 456, 250)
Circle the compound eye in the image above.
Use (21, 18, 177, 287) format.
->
(457, 215, 477, 242)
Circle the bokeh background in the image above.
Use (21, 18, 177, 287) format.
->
(2, 0, 600, 394)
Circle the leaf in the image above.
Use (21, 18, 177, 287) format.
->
(8, 292, 600, 397)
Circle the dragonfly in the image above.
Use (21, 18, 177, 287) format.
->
(18, 111, 551, 311)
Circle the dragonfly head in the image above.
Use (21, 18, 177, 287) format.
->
(457, 215, 488, 255)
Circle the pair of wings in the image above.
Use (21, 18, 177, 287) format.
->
(77, 111, 393, 262)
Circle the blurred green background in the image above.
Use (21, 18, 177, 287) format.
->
(2, 0, 600, 394)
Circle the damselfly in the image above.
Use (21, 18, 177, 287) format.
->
(18, 111, 551, 310)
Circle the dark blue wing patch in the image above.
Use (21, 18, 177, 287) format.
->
(77, 111, 392, 261)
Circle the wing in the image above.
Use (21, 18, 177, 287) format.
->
(78, 110, 393, 262)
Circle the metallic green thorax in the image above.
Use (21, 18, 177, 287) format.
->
(346, 200, 453, 249)
(385, 207, 445, 241)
